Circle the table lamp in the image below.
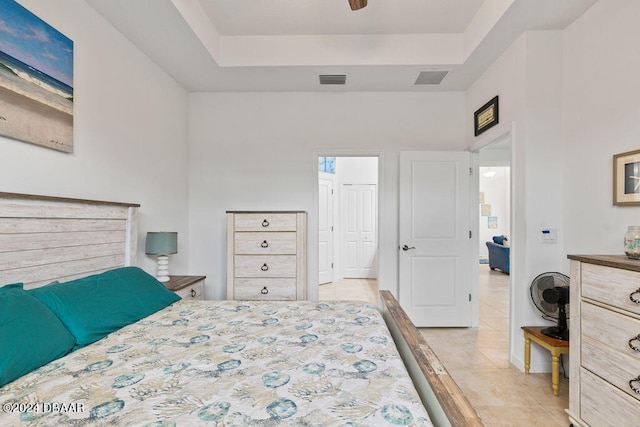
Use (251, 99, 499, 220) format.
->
(145, 232, 177, 282)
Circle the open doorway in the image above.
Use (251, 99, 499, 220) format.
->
(318, 156, 379, 304)
(477, 138, 512, 364)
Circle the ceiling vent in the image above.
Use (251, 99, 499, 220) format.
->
(414, 71, 449, 85)
(319, 74, 347, 85)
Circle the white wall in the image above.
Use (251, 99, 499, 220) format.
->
(0, 0, 190, 275)
(563, 0, 640, 256)
(187, 91, 466, 300)
(466, 31, 565, 372)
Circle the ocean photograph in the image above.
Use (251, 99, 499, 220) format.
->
(0, 0, 74, 152)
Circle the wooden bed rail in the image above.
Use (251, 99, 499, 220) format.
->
(380, 290, 485, 427)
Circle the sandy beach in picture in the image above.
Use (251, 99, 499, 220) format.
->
(0, 82, 72, 153)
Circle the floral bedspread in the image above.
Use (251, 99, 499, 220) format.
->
(0, 300, 433, 426)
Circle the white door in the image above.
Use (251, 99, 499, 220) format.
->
(318, 178, 334, 284)
(399, 151, 472, 327)
(343, 184, 377, 278)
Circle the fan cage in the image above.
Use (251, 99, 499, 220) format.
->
(530, 272, 570, 322)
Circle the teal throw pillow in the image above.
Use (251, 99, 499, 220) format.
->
(0, 283, 75, 387)
(29, 267, 180, 348)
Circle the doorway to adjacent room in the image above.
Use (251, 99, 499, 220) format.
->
(318, 156, 379, 303)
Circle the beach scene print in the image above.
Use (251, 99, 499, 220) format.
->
(0, 0, 73, 152)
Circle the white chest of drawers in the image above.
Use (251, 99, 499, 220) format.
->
(567, 255, 640, 426)
(226, 211, 306, 300)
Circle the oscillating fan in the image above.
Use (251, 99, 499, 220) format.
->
(530, 272, 570, 341)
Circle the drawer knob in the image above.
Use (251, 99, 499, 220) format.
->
(261, 286, 269, 295)
(631, 289, 640, 304)
(629, 335, 640, 352)
(262, 219, 270, 227)
(190, 289, 196, 298)
(261, 240, 269, 248)
(261, 263, 269, 271)
(630, 376, 640, 394)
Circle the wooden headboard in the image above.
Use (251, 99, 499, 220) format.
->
(0, 192, 139, 289)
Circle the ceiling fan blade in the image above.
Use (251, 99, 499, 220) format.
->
(348, 0, 367, 11)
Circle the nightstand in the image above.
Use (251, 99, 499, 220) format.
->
(163, 275, 206, 300)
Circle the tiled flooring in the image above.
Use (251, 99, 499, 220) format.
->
(318, 277, 378, 304)
(319, 266, 570, 426)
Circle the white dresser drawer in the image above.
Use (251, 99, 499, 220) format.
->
(582, 336, 640, 401)
(234, 232, 297, 255)
(580, 368, 640, 426)
(233, 278, 297, 301)
(582, 302, 640, 361)
(164, 276, 205, 301)
(582, 263, 640, 315)
(234, 255, 297, 277)
(234, 213, 297, 232)
(175, 281, 204, 300)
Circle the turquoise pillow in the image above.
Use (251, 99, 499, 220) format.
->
(0, 283, 75, 387)
(29, 267, 180, 348)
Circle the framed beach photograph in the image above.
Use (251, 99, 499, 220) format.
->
(474, 96, 499, 136)
(0, 2, 73, 152)
(614, 149, 640, 205)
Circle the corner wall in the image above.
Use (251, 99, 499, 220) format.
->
(466, 31, 564, 372)
(0, 0, 190, 275)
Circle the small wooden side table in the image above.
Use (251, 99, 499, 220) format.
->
(522, 326, 569, 396)
(163, 275, 206, 300)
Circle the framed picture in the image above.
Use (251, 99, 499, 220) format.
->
(481, 204, 491, 216)
(613, 149, 640, 205)
(0, 2, 74, 152)
(488, 216, 498, 229)
(474, 96, 499, 136)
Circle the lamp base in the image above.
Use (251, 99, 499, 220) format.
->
(155, 255, 170, 282)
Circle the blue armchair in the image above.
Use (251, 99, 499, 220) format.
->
(486, 236, 510, 274)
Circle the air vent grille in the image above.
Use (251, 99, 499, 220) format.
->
(319, 74, 347, 85)
(415, 71, 449, 85)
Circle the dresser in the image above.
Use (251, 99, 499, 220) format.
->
(227, 211, 306, 300)
(567, 255, 640, 426)
(163, 275, 205, 300)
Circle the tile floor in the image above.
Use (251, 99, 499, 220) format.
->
(319, 266, 570, 426)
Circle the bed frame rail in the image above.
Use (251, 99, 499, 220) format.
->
(380, 290, 485, 427)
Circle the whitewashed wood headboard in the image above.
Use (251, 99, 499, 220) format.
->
(0, 192, 139, 289)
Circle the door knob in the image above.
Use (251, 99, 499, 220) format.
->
(401, 245, 416, 251)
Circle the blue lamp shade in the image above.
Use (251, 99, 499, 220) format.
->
(145, 232, 178, 255)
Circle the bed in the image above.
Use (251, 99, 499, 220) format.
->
(0, 192, 483, 426)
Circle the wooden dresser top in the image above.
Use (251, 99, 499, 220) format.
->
(567, 254, 640, 272)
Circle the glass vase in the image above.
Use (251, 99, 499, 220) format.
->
(624, 226, 640, 259)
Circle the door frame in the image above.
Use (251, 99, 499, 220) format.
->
(470, 122, 517, 361)
(311, 151, 384, 301)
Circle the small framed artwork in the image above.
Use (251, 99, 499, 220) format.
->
(481, 204, 491, 216)
(613, 149, 640, 205)
(488, 216, 498, 229)
(474, 96, 499, 136)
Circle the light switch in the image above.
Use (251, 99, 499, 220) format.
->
(541, 228, 558, 243)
